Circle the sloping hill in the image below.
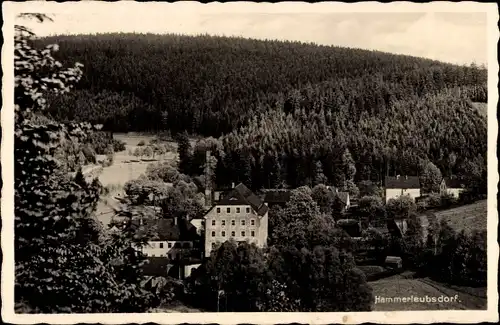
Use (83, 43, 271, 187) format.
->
(434, 200, 487, 234)
(471, 102, 488, 117)
(37, 33, 487, 190)
(38, 33, 487, 136)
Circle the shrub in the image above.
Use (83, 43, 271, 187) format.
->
(81, 145, 97, 164)
(86, 131, 115, 155)
(113, 139, 126, 152)
(357, 265, 385, 277)
(427, 193, 442, 209)
(440, 192, 457, 208)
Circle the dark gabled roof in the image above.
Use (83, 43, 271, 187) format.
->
(443, 177, 466, 189)
(263, 190, 292, 204)
(385, 176, 420, 189)
(217, 183, 268, 216)
(132, 218, 200, 241)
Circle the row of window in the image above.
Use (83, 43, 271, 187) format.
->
(217, 207, 251, 214)
(149, 242, 191, 249)
(211, 230, 255, 237)
(211, 219, 255, 226)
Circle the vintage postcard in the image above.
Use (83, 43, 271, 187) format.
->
(1, 1, 498, 324)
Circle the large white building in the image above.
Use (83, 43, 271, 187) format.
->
(203, 183, 269, 257)
(384, 175, 421, 203)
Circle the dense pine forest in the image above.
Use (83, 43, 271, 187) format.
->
(38, 33, 487, 191)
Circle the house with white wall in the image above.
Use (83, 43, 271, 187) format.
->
(384, 175, 421, 203)
(203, 183, 269, 258)
(440, 177, 467, 198)
(131, 217, 202, 261)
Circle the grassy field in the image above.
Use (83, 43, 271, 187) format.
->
(419, 200, 487, 240)
(372, 200, 488, 311)
(98, 133, 178, 187)
(370, 277, 487, 311)
(471, 102, 488, 117)
(433, 200, 487, 234)
(94, 133, 179, 226)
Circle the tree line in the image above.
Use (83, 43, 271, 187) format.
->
(14, 15, 155, 313)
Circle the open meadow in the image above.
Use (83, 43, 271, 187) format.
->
(98, 133, 178, 188)
(433, 200, 487, 234)
(94, 133, 178, 226)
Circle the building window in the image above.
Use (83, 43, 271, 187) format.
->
(227, 207, 231, 213)
(236, 207, 240, 213)
(246, 207, 250, 213)
(241, 219, 246, 226)
(241, 231, 246, 237)
(231, 231, 235, 237)
(231, 219, 235, 226)
(217, 207, 221, 213)
(222, 231, 226, 237)
(222, 220, 226, 226)
(211, 243, 216, 249)
(168, 242, 172, 248)
(174, 242, 181, 248)
(211, 231, 216, 237)
(159, 243, 164, 248)
(251, 219, 255, 226)
(251, 231, 255, 237)
(212, 219, 216, 226)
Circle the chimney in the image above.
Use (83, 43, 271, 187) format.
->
(405, 175, 408, 180)
(396, 175, 400, 180)
(232, 182, 235, 188)
(174, 217, 178, 226)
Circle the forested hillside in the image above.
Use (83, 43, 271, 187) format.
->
(38, 33, 488, 190)
(40, 33, 486, 135)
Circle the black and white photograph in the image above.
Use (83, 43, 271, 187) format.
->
(1, 1, 498, 324)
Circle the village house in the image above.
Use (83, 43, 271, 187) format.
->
(326, 186, 351, 211)
(131, 217, 202, 261)
(440, 176, 467, 198)
(203, 183, 269, 257)
(261, 189, 292, 208)
(384, 175, 421, 203)
(336, 191, 351, 211)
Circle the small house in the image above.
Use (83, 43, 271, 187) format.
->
(440, 177, 467, 198)
(385, 256, 403, 269)
(131, 217, 202, 261)
(262, 189, 292, 208)
(384, 175, 421, 203)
